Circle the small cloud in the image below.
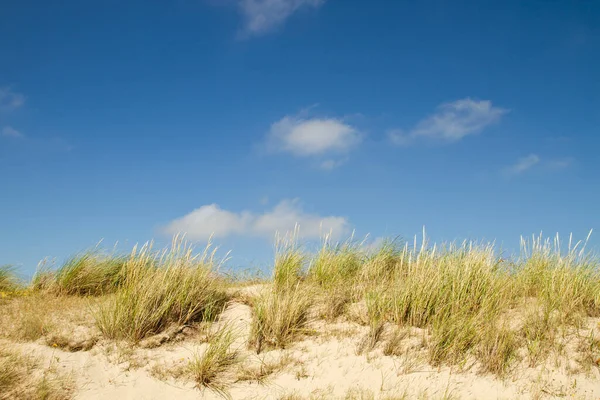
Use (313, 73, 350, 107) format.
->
(390, 98, 508, 145)
(387, 129, 412, 146)
(238, 0, 325, 37)
(2, 126, 23, 138)
(547, 158, 574, 170)
(267, 114, 361, 157)
(319, 158, 346, 170)
(504, 154, 541, 175)
(259, 196, 269, 205)
(163, 198, 349, 241)
(0, 87, 26, 112)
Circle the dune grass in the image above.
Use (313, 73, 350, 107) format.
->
(0, 346, 73, 400)
(94, 237, 229, 342)
(2, 229, 599, 390)
(308, 235, 363, 289)
(0, 265, 21, 295)
(249, 232, 313, 353)
(249, 283, 313, 353)
(294, 231, 599, 374)
(50, 251, 126, 296)
(273, 229, 306, 292)
(189, 326, 239, 394)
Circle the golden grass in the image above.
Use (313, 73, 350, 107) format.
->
(302, 231, 600, 375)
(0, 346, 74, 400)
(50, 251, 126, 296)
(273, 229, 306, 291)
(94, 237, 228, 342)
(188, 325, 239, 395)
(249, 283, 313, 353)
(0, 265, 21, 295)
(2, 229, 599, 393)
(0, 293, 96, 343)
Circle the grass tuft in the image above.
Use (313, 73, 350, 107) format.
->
(273, 229, 305, 292)
(0, 346, 73, 399)
(52, 251, 126, 296)
(0, 265, 21, 295)
(188, 326, 239, 395)
(94, 237, 228, 342)
(249, 284, 312, 353)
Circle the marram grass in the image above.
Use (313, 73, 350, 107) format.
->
(94, 236, 229, 342)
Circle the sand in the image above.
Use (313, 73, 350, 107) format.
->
(2, 286, 600, 400)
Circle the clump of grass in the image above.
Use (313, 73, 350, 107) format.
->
(521, 308, 559, 367)
(377, 241, 512, 367)
(308, 235, 363, 289)
(94, 237, 228, 342)
(0, 346, 73, 399)
(235, 353, 294, 384)
(31, 261, 56, 292)
(0, 265, 20, 295)
(20, 313, 52, 342)
(309, 236, 364, 320)
(316, 287, 353, 320)
(359, 238, 404, 284)
(357, 290, 387, 354)
(357, 321, 384, 355)
(0, 292, 96, 345)
(249, 284, 312, 353)
(428, 311, 480, 366)
(188, 326, 239, 395)
(52, 251, 126, 296)
(0, 347, 32, 395)
(476, 325, 520, 376)
(389, 242, 508, 327)
(273, 229, 306, 292)
(383, 328, 407, 357)
(519, 232, 600, 322)
(576, 331, 600, 372)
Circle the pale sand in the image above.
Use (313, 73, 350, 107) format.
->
(4, 290, 600, 400)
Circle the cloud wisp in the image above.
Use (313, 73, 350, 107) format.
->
(389, 98, 508, 145)
(163, 198, 349, 241)
(0, 87, 26, 112)
(2, 126, 23, 138)
(504, 154, 541, 175)
(238, 0, 325, 37)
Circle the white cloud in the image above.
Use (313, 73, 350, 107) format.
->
(163, 199, 349, 241)
(267, 114, 361, 157)
(2, 126, 23, 138)
(390, 98, 507, 145)
(505, 154, 540, 175)
(0, 87, 25, 112)
(238, 0, 325, 36)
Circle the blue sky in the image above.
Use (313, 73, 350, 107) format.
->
(1, 0, 599, 276)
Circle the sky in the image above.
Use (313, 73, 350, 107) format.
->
(1, 0, 599, 276)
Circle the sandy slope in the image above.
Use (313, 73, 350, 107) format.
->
(4, 286, 600, 399)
